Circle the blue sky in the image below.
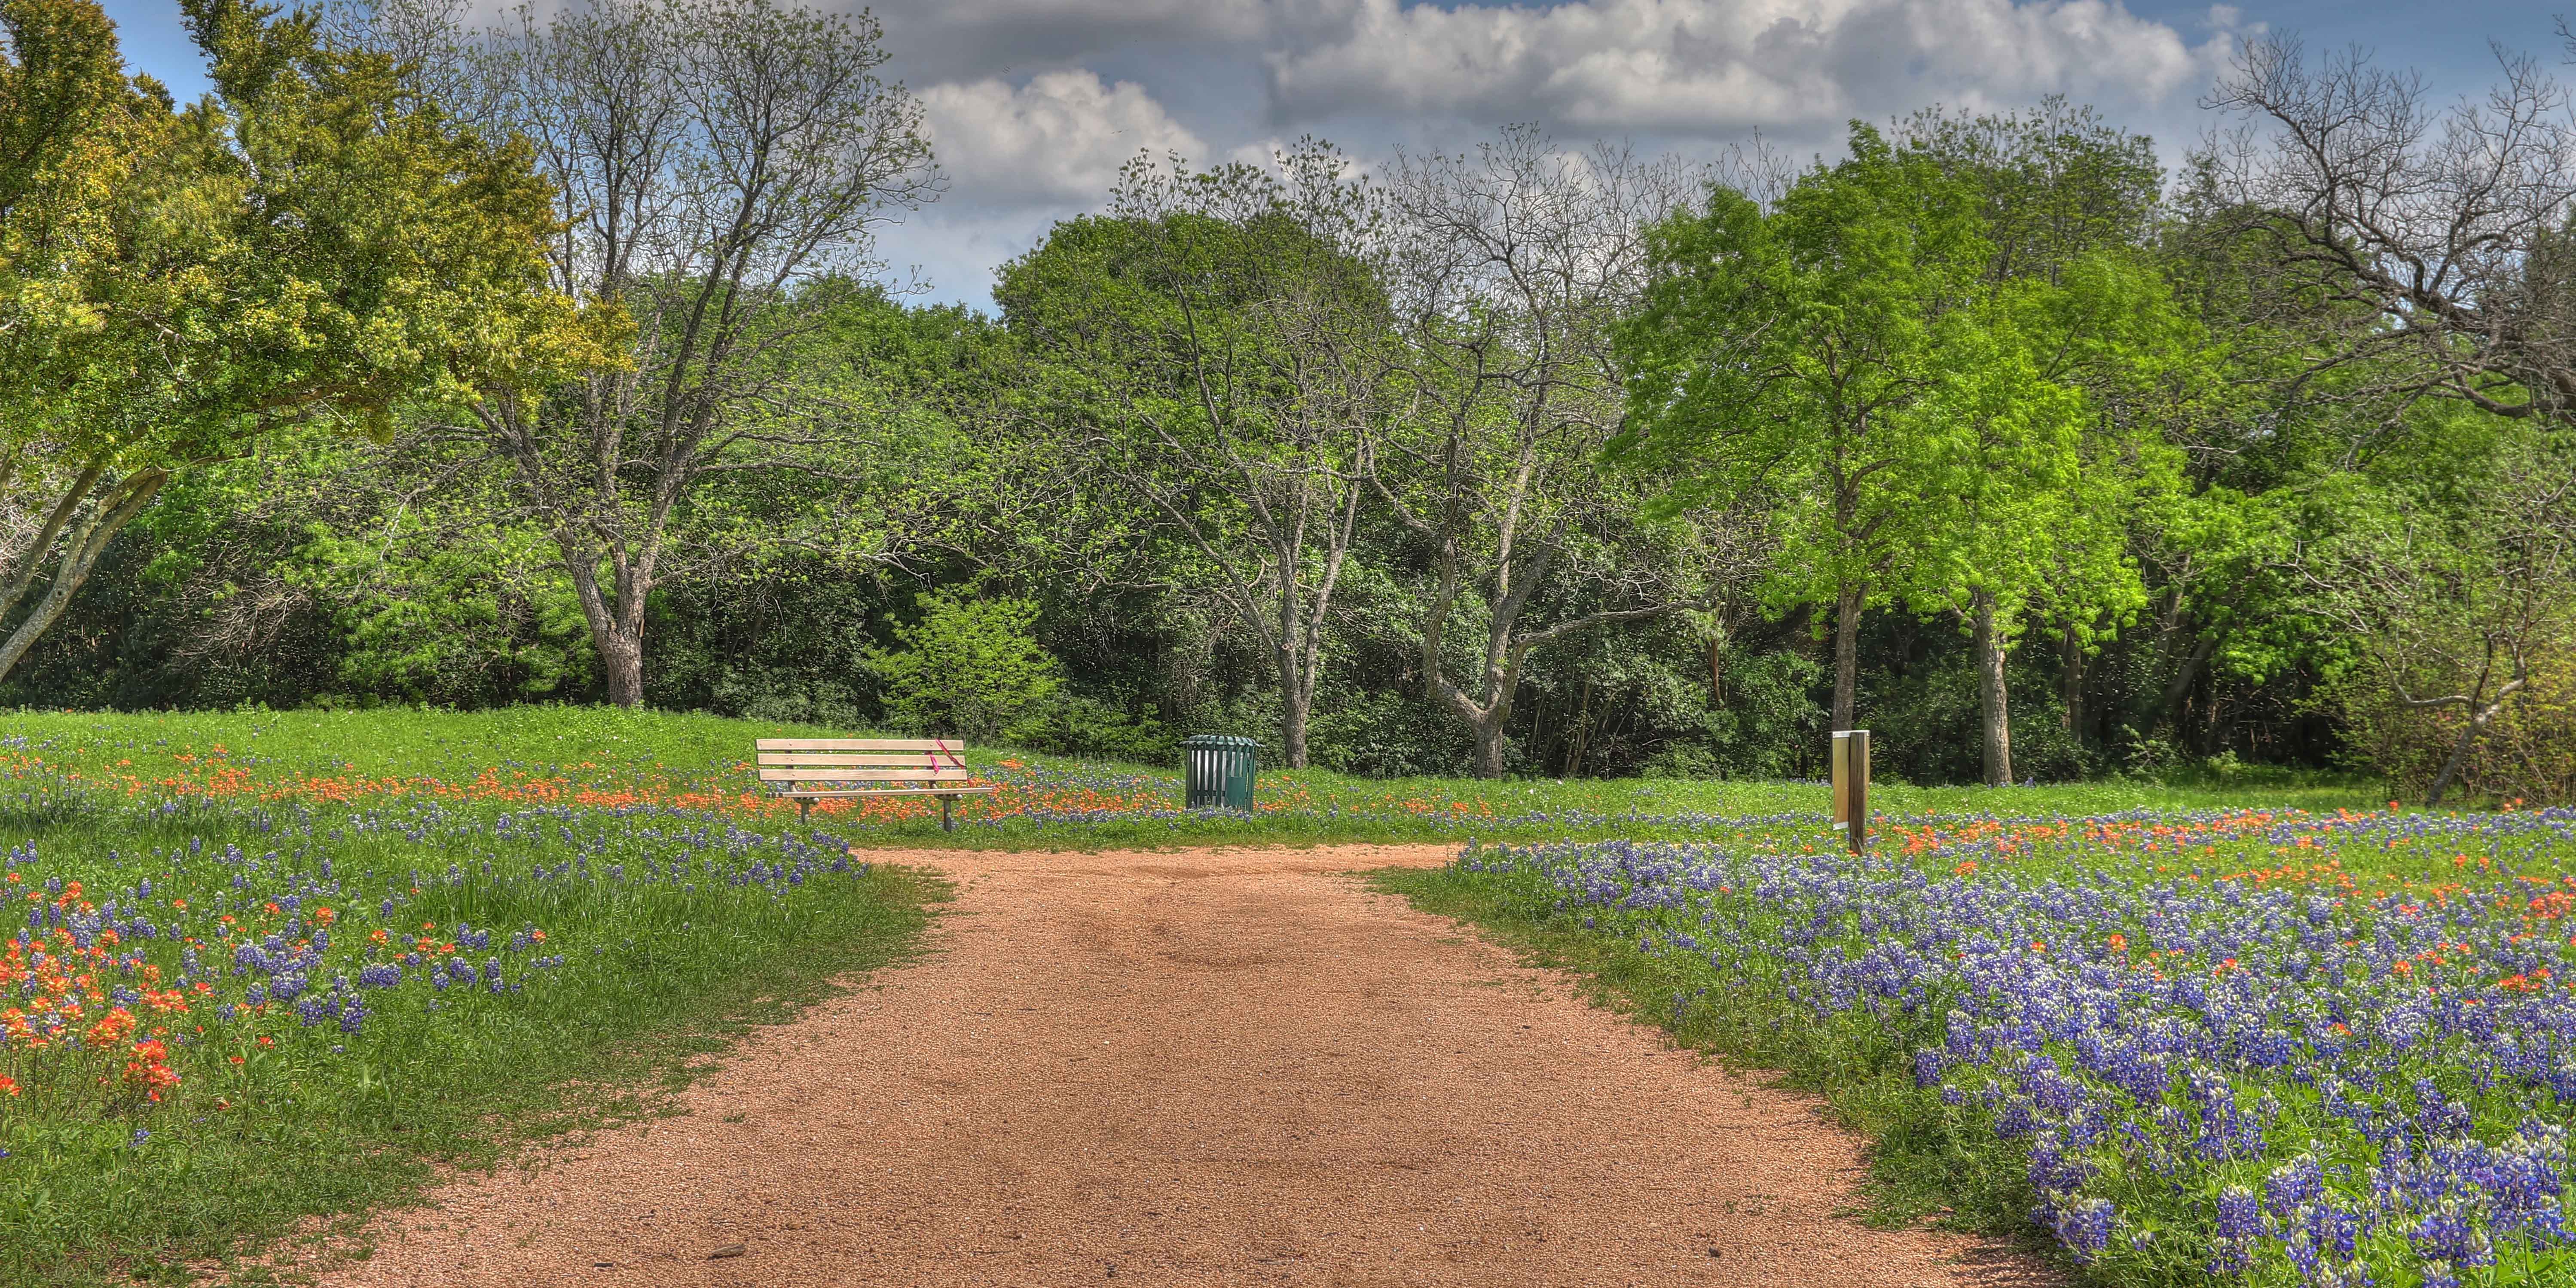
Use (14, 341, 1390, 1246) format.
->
(91, 0, 2568, 305)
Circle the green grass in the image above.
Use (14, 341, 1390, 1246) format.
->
(0, 729, 937, 1285)
(0, 705, 2408, 1283)
(3, 706, 2385, 849)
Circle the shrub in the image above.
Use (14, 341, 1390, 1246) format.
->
(867, 591, 1061, 740)
(1004, 693, 1177, 763)
(2338, 632, 2576, 806)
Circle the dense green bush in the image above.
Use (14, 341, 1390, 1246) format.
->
(867, 591, 1062, 739)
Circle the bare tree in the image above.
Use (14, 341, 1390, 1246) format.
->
(1374, 128, 1744, 777)
(2199, 29, 2576, 803)
(395, 0, 937, 706)
(2205, 32, 2576, 427)
(998, 143, 1391, 768)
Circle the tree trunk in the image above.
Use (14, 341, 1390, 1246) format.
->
(2061, 623, 2083, 739)
(2424, 678, 2527, 808)
(564, 550, 650, 710)
(598, 628, 645, 709)
(1274, 641, 1313, 769)
(0, 470, 167, 684)
(2155, 632, 2218, 734)
(1973, 590, 2014, 787)
(1472, 718, 1507, 778)
(1565, 679, 1595, 777)
(1833, 580, 1863, 731)
(2427, 713, 2479, 809)
(1279, 681, 1310, 769)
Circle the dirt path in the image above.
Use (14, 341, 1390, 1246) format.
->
(321, 845, 2050, 1288)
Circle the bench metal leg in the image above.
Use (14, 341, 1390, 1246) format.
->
(940, 794, 953, 833)
(797, 797, 812, 824)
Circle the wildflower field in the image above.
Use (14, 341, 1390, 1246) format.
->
(1384, 808, 2576, 1287)
(0, 705, 2437, 1284)
(2, 705, 2376, 846)
(0, 711, 936, 1285)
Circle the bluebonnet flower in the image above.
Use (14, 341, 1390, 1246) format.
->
(2050, 1197, 2115, 1263)
(1461, 810, 2576, 1281)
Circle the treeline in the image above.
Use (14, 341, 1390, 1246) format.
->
(5, 0, 2575, 801)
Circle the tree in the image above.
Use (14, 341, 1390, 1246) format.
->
(997, 144, 1393, 769)
(388, 0, 938, 708)
(2205, 33, 2576, 429)
(1614, 124, 1992, 733)
(0, 0, 584, 684)
(2189, 31, 2576, 784)
(868, 590, 1060, 740)
(2305, 428, 2576, 806)
(1374, 129, 1746, 777)
(1891, 104, 2196, 785)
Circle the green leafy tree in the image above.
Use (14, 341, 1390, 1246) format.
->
(0, 0, 587, 683)
(2304, 418, 2575, 806)
(1614, 124, 1991, 733)
(997, 143, 1393, 768)
(1897, 256, 2204, 784)
(1621, 116, 2204, 780)
(1891, 102, 2189, 783)
(868, 591, 1060, 741)
(287, 511, 592, 704)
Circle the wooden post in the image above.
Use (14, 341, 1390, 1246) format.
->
(1831, 732, 1849, 833)
(1849, 729, 1869, 853)
(1832, 729, 1869, 853)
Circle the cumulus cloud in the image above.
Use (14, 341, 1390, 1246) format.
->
(861, 0, 2261, 303)
(870, 0, 1271, 82)
(920, 70, 1209, 205)
(1262, 0, 2237, 136)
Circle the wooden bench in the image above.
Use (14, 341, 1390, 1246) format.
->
(755, 738, 995, 830)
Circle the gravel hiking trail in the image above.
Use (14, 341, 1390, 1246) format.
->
(320, 845, 2053, 1288)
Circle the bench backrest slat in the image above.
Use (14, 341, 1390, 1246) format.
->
(759, 767, 976, 783)
(758, 753, 969, 767)
(756, 738, 963, 752)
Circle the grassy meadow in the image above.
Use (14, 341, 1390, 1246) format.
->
(0, 705, 2449, 1285)
(0, 708, 944, 1285)
(4, 705, 2381, 848)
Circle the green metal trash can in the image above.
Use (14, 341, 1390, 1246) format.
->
(1181, 734, 1259, 810)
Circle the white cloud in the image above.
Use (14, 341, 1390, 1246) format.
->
(870, 0, 1271, 82)
(1262, 0, 2237, 136)
(864, 0, 2268, 305)
(920, 70, 1210, 206)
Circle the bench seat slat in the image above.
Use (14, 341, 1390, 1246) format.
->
(758, 753, 972, 767)
(773, 785, 998, 798)
(761, 767, 978, 782)
(755, 739, 964, 751)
